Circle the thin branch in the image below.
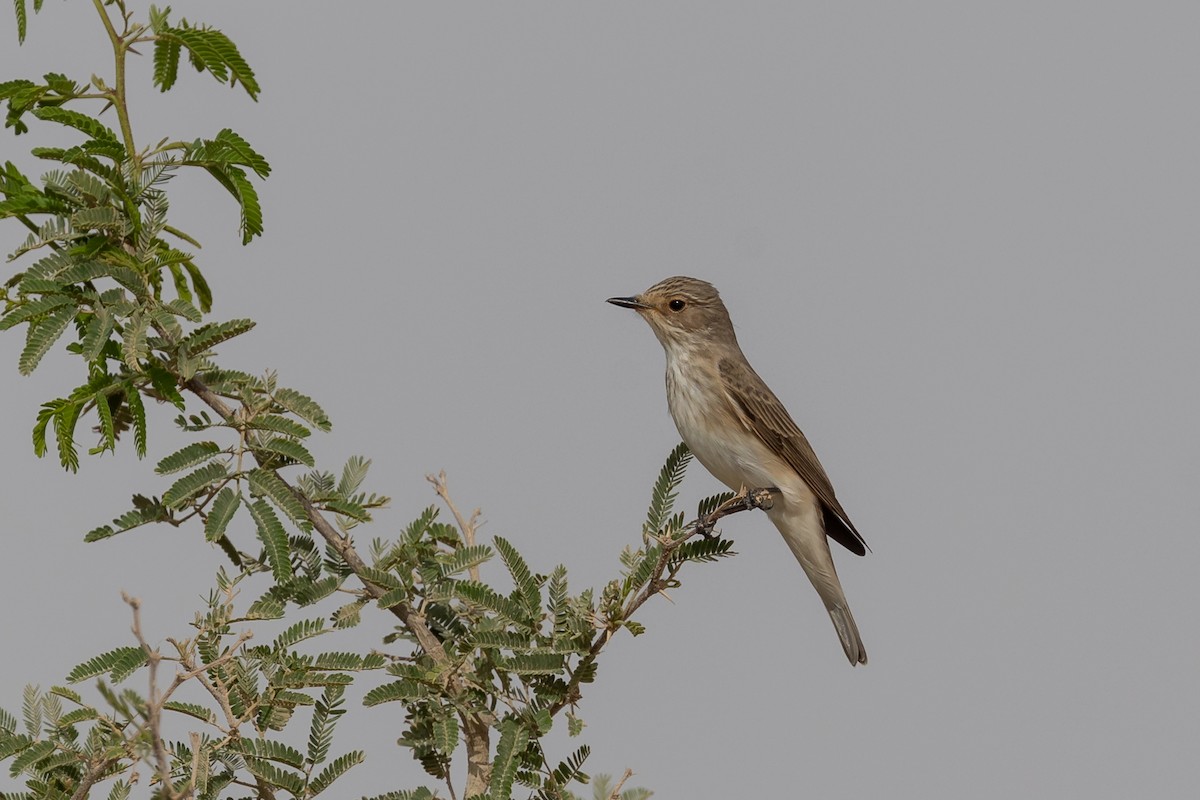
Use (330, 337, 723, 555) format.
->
(124, 592, 254, 800)
(68, 756, 121, 800)
(609, 768, 635, 800)
(90, 0, 137, 160)
(123, 592, 176, 799)
(549, 487, 775, 716)
(183, 374, 451, 665)
(428, 471, 482, 580)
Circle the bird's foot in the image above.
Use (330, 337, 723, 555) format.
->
(747, 487, 781, 511)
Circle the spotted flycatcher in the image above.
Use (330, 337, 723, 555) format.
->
(608, 276, 868, 665)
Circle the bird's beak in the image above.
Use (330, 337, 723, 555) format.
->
(606, 295, 651, 310)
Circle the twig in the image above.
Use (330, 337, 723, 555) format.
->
(179, 372, 488, 790)
(609, 768, 634, 800)
(183, 374, 450, 665)
(549, 486, 775, 716)
(428, 472, 483, 581)
(124, 593, 255, 800)
(123, 592, 177, 799)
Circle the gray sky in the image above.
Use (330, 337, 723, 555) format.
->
(2, 2, 1198, 798)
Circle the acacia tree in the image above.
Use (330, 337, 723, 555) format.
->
(0, 4, 774, 798)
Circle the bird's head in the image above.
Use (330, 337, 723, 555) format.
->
(607, 276, 737, 352)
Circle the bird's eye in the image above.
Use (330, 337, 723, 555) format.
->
(668, 299, 686, 312)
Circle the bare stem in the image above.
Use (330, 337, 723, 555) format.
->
(123, 592, 176, 798)
(428, 471, 483, 581)
(91, 0, 138, 161)
(124, 592, 254, 799)
(608, 768, 635, 800)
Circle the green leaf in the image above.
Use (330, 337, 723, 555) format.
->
(333, 599, 364, 633)
(306, 683, 345, 765)
(309, 750, 365, 796)
(72, 206, 126, 235)
(291, 575, 341, 606)
(311, 652, 385, 671)
(155, 441, 222, 474)
(432, 713, 458, 755)
(623, 545, 660, 595)
(362, 680, 430, 706)
(323, 499, 370, 522)
(162, 297, 202, 322)
(30, 106, 120, 144)
(494, 536, 540, 612)
(241, 757, 305, 796)
(53, 396, 81, 472)
(122, 310, 149, 372)
(669, 536, 736, 565)
(623, 620, 646, 637)
(245, 593, 285, 620)
(247, 414, 311, 439)
(490, 719, 530, 800)
(92, 387, 116, 454)
(447, 581, 532, 630)
(273, 387, 330, 431)
(162, 701, 215, 723)
(18, 305, 73, 375)
(182, 259, 212, 312)
(211, 128, 271, 177)
(105, 779, 132, 800)
(249, 498, 293, 582)
(256, 435, 314, 467)
(9, 739, 56, 778)
(548, 565, 573, 638)
(644, 442, 691, 538)
(162, 460, 228, 508)
(163, 24, 260, 99)
(247, 468, 312, 532)
(80, 307, 114, 362)
(194, 159, 264, 244)
(13, 0, 27, 43)
(228, 737, 304, 768)
(549, 744, 591, 789)
(204, 487, 241, 542)
(271, 617, 326, 650)
(124, 383, 147, 457)
(67, 646, 147, 683)
(152, 34, 182, 92)
(145, 360, 186, 410)
(337, 455, 370, 495)
(0, 294, 74, 331)
(438, 544, 494, 578)
(177, 317, 255, 355)
(85, 494, 170, 541)
(501, 652, 565, 676)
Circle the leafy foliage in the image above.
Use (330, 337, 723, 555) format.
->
(0, 4, 757, 798)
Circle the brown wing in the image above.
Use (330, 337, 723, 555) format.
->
(718, 357, 868, 556)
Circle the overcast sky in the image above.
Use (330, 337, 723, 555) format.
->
(2, 3, 1198, 798)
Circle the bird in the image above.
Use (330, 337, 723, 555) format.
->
(608, 276, 869, 665)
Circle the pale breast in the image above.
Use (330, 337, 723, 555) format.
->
(664, 352, 805, 499)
